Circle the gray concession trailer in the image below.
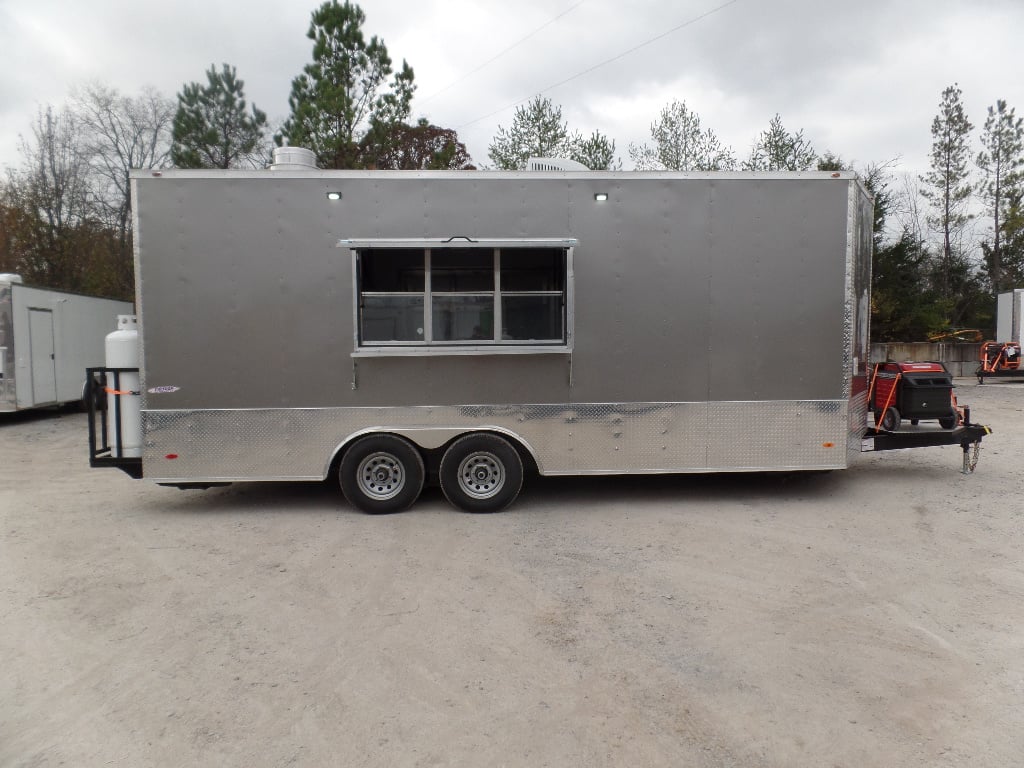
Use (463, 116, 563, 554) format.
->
(88, 166, 988, 511)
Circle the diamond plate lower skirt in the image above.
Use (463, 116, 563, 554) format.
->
(141, 399, 855, 482)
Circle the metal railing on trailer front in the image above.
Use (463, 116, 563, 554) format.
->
(86, 367, 142, 479)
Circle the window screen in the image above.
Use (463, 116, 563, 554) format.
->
(355, 244, 569, 347)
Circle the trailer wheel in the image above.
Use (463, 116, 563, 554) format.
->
(880, 407, 901, 432)
(339, 435, 425, 514)
(439, 434, 524, 513)
(938, 414, 957, 430)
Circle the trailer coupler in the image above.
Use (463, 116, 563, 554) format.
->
(860, 424, 992, 474)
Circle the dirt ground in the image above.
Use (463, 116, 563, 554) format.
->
(2, 380, 1023, 767)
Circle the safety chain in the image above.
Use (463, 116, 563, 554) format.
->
(962, 441, 983, 474)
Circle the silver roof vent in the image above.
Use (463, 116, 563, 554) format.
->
(270, 147, 318, 170)
(526, 157, 590, 171)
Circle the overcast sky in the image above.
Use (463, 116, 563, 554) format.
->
(1, 0, 1022, 180)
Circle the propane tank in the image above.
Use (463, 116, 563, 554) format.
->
(105, 315, 141, 458)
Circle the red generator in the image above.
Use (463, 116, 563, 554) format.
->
(870, 362, 961, 432)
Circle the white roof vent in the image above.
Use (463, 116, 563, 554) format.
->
(270, 146, 318, 170)
(526, 157, 590, 171)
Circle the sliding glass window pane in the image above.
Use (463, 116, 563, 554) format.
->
(500, 248, 565, 291)
(502, 295, 563, 341)
(360, 249, 425, 292)
(432, 295, 494, 341)
(361, 295, 425, 342)
(431, 249, 493, 292)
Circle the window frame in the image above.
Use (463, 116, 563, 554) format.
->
(341, 238, 576, 356)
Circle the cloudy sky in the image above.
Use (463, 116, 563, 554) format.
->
(1, 0, 1022, 179)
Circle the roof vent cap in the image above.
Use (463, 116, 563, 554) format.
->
(526, 157, 590, 171)
(270, 146, 318, 170)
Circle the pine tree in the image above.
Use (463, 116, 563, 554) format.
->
(629, 100, 735, 171)
(743, 114, 817, 171)
(920, 84, 974, 299)
(278, 1, 414, 169)
(488, 96, 570, 170)
(487, 96, 620, 170)
(977, 99, 1024, 294)
(568, 130, 619, 171)
(171, 64, 268, 169)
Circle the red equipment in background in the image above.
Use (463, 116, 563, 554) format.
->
(977, 341, 1023, 383)
(869, 362, 962, 432)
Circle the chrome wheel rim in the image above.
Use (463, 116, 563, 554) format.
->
(356, 452, 405, 500)
(457, 451, 504, 499)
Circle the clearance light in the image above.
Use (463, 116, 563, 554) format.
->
(326, 191, 342, 201)
(594, 193, 609, 202)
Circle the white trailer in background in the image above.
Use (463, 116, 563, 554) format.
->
(0, 274, 133, 412)
(996, 289, 1024, 343)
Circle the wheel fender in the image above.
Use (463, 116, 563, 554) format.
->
(324, 426, 542, 479)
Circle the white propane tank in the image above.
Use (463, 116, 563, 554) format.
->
(105, 315, 141, 458)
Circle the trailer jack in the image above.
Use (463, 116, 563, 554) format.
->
(961, 438, 984, 474)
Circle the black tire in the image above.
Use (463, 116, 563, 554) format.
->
(910, 419, 919, 426)
(938, 414, 957, 430)
(339, 434, 425, 514)
(439, 434, 524, 513)
(880, 406, 901, 432)
(80, 375, 107, 413)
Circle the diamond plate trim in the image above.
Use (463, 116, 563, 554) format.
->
(706, 400, 846, 470)
(843, 180, 858, 400)
(143, 399, 850, 482)
(847, 390, 869, 455)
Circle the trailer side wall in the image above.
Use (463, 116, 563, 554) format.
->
(132, 172, 867, 481)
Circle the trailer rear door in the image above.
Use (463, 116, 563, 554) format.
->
(29, 308, 56, 405)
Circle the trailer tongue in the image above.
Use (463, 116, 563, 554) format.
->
(861, 423, 991, 474)
(863, 359, 991, 473)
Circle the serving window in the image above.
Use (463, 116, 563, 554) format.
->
(346, 239, 574, 352)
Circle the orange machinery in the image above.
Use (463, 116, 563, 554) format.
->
(977, 341, 1023, 383)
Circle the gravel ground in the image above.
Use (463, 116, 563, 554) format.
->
(2, 380, 1023, 767)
